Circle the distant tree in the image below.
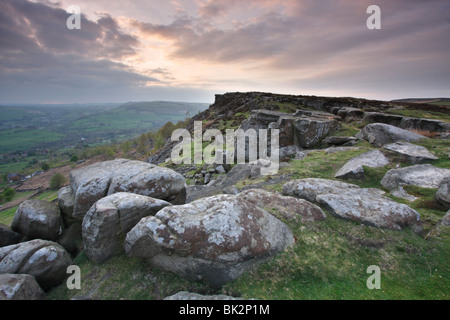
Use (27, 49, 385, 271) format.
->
(3, 188, 16, 202)
(41, 162, 50, 171)
(70, 155, 79, 162)
(120, 140, 132, 154)
(103, 146, 116, 160)
(49, 173, 67, 190)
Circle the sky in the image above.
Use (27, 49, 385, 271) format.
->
(0, 0, 449, 104)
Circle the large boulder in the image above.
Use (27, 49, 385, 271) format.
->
(0, 224, 27, 247)
(283, 179, 422, 232)
(0, 274, 45, 300)
(356, 123, 426, 147)
(283, 178, 360, 203)
(57, 186, 76, 226)
(124, 194, 294, 288)
(0, 239, 72, 291)
(381, 142, 438, 164)
(335, 150, 390, 180)
(11, 200, 62, 241)
(68, 159, 186, 220)
(436, 177, 450, 209)
(237, 189, 326, 223)
(293, 117, 340, 148)
(381, 164, 450, 191)
(82, 193, 171, 264)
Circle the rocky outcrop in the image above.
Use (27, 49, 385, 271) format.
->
(124, 194, 294, 288)
(436, 177, 450, 209)
(82, 193, 171, 264)
(0, 239, 72, 291)
(11, 200, 62, 241)
(381, 164, 450, 191)
(356, 123, 426, 147)
(283, 179, 422, 232)
(335, 150, 390, 180)
(240, 109, 340, 149)
(381, 142, 438, 164)
(68, 159, 186, 220)
(237, 189, 326, 223)
(0, 274, 45, 300)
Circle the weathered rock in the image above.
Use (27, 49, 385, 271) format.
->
(323, 136, 358, 146)
(124, 194, 294, 288)
(293, 117, 340, 148)
(382, 142, 438, 164)
(0, 274, 45, 300)
(283, 179, 422, 232)
(356, 123, 426, 147)
(316, 188, 422, 232)
(237, 189, 326, 222)
(0, 239, 72, 291)
(58, 186, 76, 225)
(82, 192, 171, 264)
(57, 223, 82, 257)
(69, 159, 186, 219)
(436, 177, 450, 209)
(279, 145, 302, 159)
(0, 224, 27, 247)
(282, 178, 360, 203)
(164, 291, 245, 300)
(11, 200, 62, 241)
(381, 164, 450, 191)
(440, 210, 450, 226)
(335, 150, 390, 180)
(239, 109, 340, 148)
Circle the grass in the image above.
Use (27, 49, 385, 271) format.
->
(224, 218, 449, 300)
(46, 252, 213, 300)
(0, 129, 66, 154)
(0, 205, 18, 226)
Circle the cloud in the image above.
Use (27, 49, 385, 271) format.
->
(0, 0, 161, 103)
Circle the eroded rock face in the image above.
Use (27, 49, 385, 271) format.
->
(0, 274, 45, 300)
(68, 159, 186, 220)
(82, 193, 171, 264)
(239, 109, 340, 149)
(11, 200, 62, 241)
(335, 150, 390, 180)
(124, 194, 294, 288)
(356, 123, 426, 147)
(382, 142, 438, 164)
(0, 239, 72, 291)
(237, 189, 326, 223)
(283, 179, 422, 232)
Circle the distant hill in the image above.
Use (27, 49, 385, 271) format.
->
(392, 98, 450, 106)
(0, 101, 210, 154)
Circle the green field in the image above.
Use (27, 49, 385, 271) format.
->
(0, 129, 66, 153)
